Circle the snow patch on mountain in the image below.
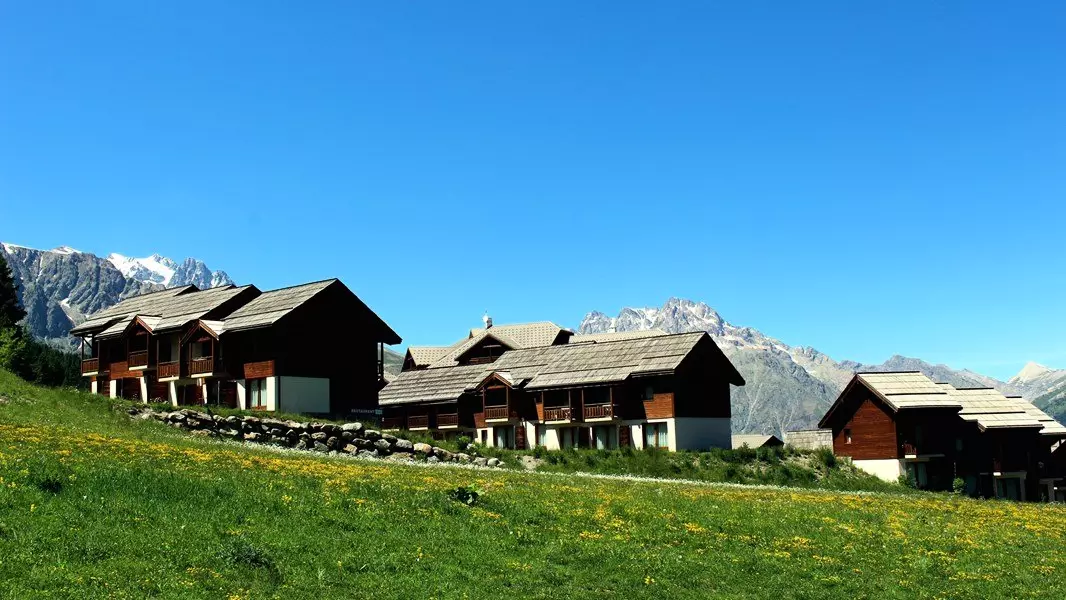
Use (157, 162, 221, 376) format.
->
(108, 253, 178, 285)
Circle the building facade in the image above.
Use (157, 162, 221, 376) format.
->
(380, 323, 745, 451)
(70, 279, 400, 415)
(819, 372, 1066, 501)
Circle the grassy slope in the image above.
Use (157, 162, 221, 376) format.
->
(1, 372, 1065, 599)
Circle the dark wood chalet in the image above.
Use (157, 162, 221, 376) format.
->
(70, 279, 400, 416)
(818, 372, 1066, 501)
(380, 324, 745, 452)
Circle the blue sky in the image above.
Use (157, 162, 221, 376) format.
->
(1, 2, 1064, 379)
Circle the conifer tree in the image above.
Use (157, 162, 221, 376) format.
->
(0, 252, 25, 328)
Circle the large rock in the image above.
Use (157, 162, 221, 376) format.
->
(487, 458, 501, 468)
(381, 433, 398, 444)
(341, 422, 364, 434)
(363, 430, 382, 441)
(311, 432, 328, 442)
(313, 441, 329, 453)
(432, 447, 453, 461)
(393, 439, 414, 453)
(243, 432, 263, 442)
(473, 457, 488, 467)
(342, 444, 358, 454)
(373, 439, 392, 454)
(456, 453, 472, 463)
(413, 443, 433, 456)
(326, 436, 341, 451)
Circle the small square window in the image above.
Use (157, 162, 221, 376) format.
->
(844, 428, 852, 444)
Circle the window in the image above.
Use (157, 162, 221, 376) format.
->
(493, 426, 515, 449)
(559, 427, 577, 449)
(844, 428, 852, 444)
(644, 423, 669, 449)
(247, 378, 268, 409)
(593, 426, 618, 450)
(536, 425, 546, 448)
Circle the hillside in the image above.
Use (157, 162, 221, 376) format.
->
(1, 371, 1064, 598)
(580, 298, 1061, 434)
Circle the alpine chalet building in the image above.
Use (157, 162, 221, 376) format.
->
(379, 320, 745, 451)
(70, 279, 401, 415)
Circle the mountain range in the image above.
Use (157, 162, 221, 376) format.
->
(1, 243, 232, 341)
(3, 242, 1063, 432)
(580, 298, 1066, 433)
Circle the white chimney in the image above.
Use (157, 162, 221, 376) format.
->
(483, 312, 493, 329)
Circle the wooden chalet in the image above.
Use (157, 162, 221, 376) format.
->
(380, 323, 745, 451)
(819, 372, 1066, 501)
(70, 279, 400, 415)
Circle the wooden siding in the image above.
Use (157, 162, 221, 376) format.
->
(834, 396, 898, 460)
(643, 393, 675, 419)
(244, 360, 275, 379)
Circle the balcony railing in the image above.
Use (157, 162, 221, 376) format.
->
(484, 406, 512, 420)
(437, 413, 459, 428)
(902, 442, 918, 456)
(543, 406, 574, 422)
(381, 417, 403, 430)
(128, 350, 149, 369)
(407, 415, 429, 429)
(190, 356, 215, 375)
(583, 404, 616, 420)
(158, 361, 180, 379)
(81, 358, 100, 375)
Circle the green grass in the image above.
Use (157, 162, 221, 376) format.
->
(2, 370, 1065, 598)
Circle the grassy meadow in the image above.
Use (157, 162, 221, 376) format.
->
(1, 370, 1064, 598)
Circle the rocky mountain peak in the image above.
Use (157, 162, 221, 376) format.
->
(1011, 361, 1052, 384)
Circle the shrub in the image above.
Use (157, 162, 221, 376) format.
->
(952, 477, 966, 495)
(448, 485, 483, 506)
(455, 435, 472, 451)
(813, 447, 837, 469)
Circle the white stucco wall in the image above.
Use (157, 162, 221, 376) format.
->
(109, 379, 117, 398)
(139, 377, 149, 404)
(670, 417, 731, 451)
(278, 376, 327, 413)
(236, 380, 247, 410)
(854, 458, 905, 482)
(90, 380, 98, 395)
(168, 381, 179, 407)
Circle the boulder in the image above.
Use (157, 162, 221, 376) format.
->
(186, 418, 203, 429)
(341, 422, 364, 434)
(168, 412, 186, 423)
(311, 432, 328, 442)
(363, 429, 382, 441)
(243, 432, 262, 442)
(244, 417, 261, 426)
(225, 415, 239, 425)
(340, 431, 355, 442)
(313, 441, 329, 453)
(326, 436, 341, 451)
(487, 458, 501, 468)
(373, 439, 392, 454)
(473, 457, 488, 467)
(456, 453, 472, 463)
(295, 439, 309, 451)
(381, 433, 398, 444)
(354, 439, 373, 450)
(357, 449, 377, 459)
(342, 444, 358, 454)
(413, 443, 433, 456)
(433, 448, 453, 461)
(393, 439, 415, 453)
(268, 428, 283, 437)
(321, 424, 341, 436)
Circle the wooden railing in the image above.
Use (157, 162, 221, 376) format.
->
(128, 350, 149, 369)
(381, 417, 403, 430)
(437, 413, 459, 428)
(901, 442, 917, 456)
(543, 406, 574, 422)
(407, 415, 429, 429)
(81, 358, 99, 374)
(158, 361, 181, 379)
(484, 406, 511, 420)
(583, 404, 615, 420)
(190, 356, 215, 375)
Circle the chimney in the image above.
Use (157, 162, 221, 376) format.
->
(483, 312, 493, 329)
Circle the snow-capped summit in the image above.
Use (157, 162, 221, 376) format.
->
(1010, 361, 1052, 385)
(50, 246, 81, 255)
(108, 252, 177, 285)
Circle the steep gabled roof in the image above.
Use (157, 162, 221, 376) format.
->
(221, 279, 337, 331)
(404, 346, 453, 368)
(379, 364, 488, 405)
(429, 322, 568, 368)
(855, 372, 962, 410)
(569, 329, 669, 344)
(70, 284, 256, 336)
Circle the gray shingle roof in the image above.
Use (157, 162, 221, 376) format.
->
(856, 372, 962, 410)
(405, 346, 453, 367)
(379, 364, 488, 405)
(380, 331, 724, 406)
(221, 279, 335, 331)
(70, 285, 255, 336)
(569, 329, 669, 344)
(430, 322, 567, 368)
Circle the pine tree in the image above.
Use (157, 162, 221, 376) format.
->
(0, 252, 25, 328)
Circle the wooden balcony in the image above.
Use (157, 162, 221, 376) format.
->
(190, 356, 217, 376)
(583, 404, 616, 421)
(128, 350, 149, 369)
(158, 361, 181, 380)
(543, 406, 575, 422)
(484, 406, 515, 421)
(381, 416, 403, 430)
(407, 415, 429, 430)
(437, 413, 459, 428)
(81, 358, 100, 375)
(902, 442, 918, 457)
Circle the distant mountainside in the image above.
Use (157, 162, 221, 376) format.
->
(580, 298, 1064, 434)
(1, 243, 232, 342)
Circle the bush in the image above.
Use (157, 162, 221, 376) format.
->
(813, 447, 837, 469)
(455, 435, 473, 451)
(448, 485, 482, 506)
(952, 477, 966, 495)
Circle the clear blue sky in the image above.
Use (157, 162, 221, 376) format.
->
(1, 2, 1064, 380)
